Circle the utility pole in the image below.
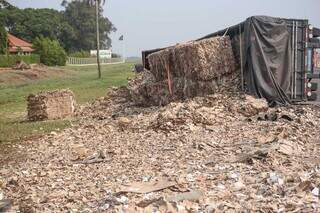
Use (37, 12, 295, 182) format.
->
(95, 0, 101, 79)
(119, 35, 125, 63)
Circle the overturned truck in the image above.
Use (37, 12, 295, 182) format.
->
(142, 16, 320, 105)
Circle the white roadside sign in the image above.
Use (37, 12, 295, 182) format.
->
(90, 50, 112, 59)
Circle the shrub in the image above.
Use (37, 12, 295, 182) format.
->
(0, 54, 40, 67)
(0, 25, 7, 55)
(0, 54, 39, 67)
(112, 53, 121, 58)
(69, 50, 90, 58)
(33, 37, 67, 66)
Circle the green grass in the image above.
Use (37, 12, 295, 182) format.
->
(0, 62, 136, 143)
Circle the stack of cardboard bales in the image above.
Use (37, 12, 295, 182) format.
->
(27, 89, 76, 121)
(128, 36, 239, 106)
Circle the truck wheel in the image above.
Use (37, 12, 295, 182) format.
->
(308, 82, 318, 91)
(307, 92, 317, 101)
(307, 73, 320, 79)
(310, 37, 320, 43)
(311, 83, 318, 91)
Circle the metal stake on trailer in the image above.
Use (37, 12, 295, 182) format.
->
(291, 21, 295, 99)
(295, 21, 298, 99)
(293, 21, 296, 99)
(239, 24, 244, 91)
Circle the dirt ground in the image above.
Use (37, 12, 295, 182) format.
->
(0, 64, 67, 85)
(0, 88, 320, 212)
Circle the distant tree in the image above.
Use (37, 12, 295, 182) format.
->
(86, 0, 106, 5)
(0, 0, 14, 9)
(33, 37, 67, 66)
(112, 53, 121, 58)
(62, 0, 116, 51)
(0, 25, 7, 54)
(69, 50, 90, 58)
(0, 8, 76, 52)
(0, 1, 115, 53)
(62, 0, 106, 7)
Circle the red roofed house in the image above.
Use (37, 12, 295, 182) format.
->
(8, 33, 34, 55)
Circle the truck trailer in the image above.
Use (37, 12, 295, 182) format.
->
(142, 16, 320, 104)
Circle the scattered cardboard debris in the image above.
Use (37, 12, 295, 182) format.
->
(277, 139, 301, 156)
(136, 197, 163, 208)
(311, 187, 319, 197)
(1, 62, 320, 212)
(0, 199, 12, 212)
(297, 181, 312, 192)
(166, 190, 203, 203)
(2, 91, 320, 212)
(239, 95, 269, 117)
(119, 179, 176, 194)
(74, 150, 108, 165)
(12, 60, 31, 70)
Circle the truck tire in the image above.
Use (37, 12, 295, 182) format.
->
(311, 82, 318, 91)
(307, 92, 317, 101)
(310, 38, 320, 43)
(307, 73, 320, 79)
(133, 64, 144, 73)
(308, 82, 318, 91)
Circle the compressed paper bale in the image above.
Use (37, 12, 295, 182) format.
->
(145, 80, 180, 106)
(127, 36, 240, 106)
(147, 36, 237, 82)
(127, 70, 156, 105)
(128, 69, 240, 106)
(233, 95, 269, 117)
(27, 89, 76, 121)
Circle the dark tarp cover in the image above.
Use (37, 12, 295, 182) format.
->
(199, 16, 292, 105)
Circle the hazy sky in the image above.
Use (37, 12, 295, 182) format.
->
(8, 0, 320, 57)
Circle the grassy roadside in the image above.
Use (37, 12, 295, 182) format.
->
(0, 62, 136, 143)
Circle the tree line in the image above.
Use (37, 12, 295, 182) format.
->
(0, 0, 116, 54)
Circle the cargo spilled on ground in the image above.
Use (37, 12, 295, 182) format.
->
(1, 28, 320, 212)
(0, 62, 136, 143)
